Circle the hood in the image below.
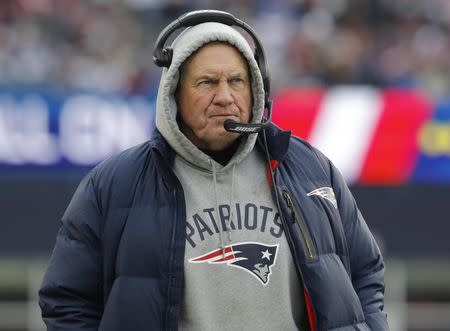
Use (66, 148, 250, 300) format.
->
(155, 22, 266, 171)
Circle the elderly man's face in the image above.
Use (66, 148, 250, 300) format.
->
(177, 42, 252, 151)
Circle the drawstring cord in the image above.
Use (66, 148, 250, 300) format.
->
(210, 158, 237, 258)
(210, 159, 225, 256)
(228, 164, 236, 242)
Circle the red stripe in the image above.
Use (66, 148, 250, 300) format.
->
(211, 254, 235, 263)
(304, 289, 316, 331)
(358, 89, 433, 184)
(191, 246, 232, 262)
(270, 160, 279, 170)
(272, 87, 324, 139)
(266, 160, 279, 188)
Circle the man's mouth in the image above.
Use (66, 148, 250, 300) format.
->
(210, 113, 239, 119)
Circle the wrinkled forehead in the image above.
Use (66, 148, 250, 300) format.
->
(178, 41, 250, 81)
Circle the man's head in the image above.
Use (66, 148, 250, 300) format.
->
(155, 20, 266, 168)
(176, 42, 252, 151)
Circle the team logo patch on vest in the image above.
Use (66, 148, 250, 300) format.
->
(307, 186, 338, 209)
(189, 242, 279, 286)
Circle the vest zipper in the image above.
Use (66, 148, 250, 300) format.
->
(282, 189, 317, 262)
(156, 148, 186, 331)
(165, 189, 178, 331)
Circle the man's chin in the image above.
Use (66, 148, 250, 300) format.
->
(204, 129, 240, 151)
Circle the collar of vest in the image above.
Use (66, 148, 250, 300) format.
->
(151, 123, 291, 167)
(256, 123, 291, 165)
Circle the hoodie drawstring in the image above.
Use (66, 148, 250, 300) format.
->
(210, 160, 224, 254)
(228, 164, 236, 242)
(210, 159, 236, 257)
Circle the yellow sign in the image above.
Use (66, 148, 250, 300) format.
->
(419, 122, 450, 156)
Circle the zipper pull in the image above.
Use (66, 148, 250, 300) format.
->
(282, 191, 296, 223)
(283, 190, 292, 207)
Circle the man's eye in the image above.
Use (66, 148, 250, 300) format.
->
(230, 77, 245, 84)
(199, 80, 212, 86)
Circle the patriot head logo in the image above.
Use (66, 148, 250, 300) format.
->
(189, 242, 279, 286)
(307, 186, 338, 209)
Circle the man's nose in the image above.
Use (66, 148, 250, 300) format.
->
(213, 81, 234, 106)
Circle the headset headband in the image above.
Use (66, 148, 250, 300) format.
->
(152, 10, 271, 109)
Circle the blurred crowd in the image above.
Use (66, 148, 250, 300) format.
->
(0, 0, 449, 98)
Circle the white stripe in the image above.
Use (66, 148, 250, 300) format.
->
(309, 86, 383, 184)
(188, 250, 235, 264)
(209, 251, 238, 263)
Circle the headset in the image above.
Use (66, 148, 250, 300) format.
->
(153, 10, 272, 134)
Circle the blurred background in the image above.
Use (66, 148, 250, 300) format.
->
(0, 0, 449, 330)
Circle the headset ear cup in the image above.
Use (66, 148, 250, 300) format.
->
(162, 47, 173, 67)
(153, 47, 173, 67)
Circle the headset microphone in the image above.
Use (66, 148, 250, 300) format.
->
(223, 100, 272, 134)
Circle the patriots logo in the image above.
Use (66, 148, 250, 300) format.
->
(307, 186, 338, 209)
(189, 242, 279, 286)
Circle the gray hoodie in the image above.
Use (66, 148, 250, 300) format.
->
(155, 22, 306, 330)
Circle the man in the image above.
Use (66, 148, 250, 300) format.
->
(39, 10, 389, 331)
